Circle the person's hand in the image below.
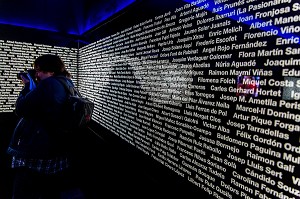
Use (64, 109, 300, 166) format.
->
(20, 75, 30, 84)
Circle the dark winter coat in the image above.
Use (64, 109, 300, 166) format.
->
(7, 76, 74, 158)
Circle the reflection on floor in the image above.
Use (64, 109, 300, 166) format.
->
(0, 113, 203, 199)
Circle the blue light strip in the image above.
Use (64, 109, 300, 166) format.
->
(0, 0, 136, 36)
(0, 20, 60, 33)
(80, 0, 135, 35)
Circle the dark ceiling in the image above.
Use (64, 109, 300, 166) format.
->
(0, 0, 185, 47)
(0, 0, 137, 36)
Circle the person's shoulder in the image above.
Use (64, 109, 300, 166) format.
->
(48, 75, 67, 82)
(40, 76, 59, 85)
(33, 77, 60, 94)
(51, 76, 75, 88)
(65, 77, 74, 86)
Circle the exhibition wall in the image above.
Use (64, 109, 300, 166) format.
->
(1, 0, 300, 198)
(0, 41, 77, 112)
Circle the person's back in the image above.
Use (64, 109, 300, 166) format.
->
(7, 54, 85, 199)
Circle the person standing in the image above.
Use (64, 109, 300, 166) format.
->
(7, 54, 84, 199)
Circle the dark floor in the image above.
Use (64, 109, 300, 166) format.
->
(0, 113, 204, 199)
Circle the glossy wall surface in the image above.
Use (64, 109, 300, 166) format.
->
(0, 0, 299, 198)
(78, 1, 300, 198)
